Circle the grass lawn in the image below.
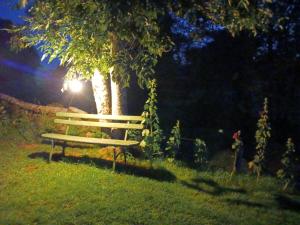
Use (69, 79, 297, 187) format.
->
(0, 139, 300, 224)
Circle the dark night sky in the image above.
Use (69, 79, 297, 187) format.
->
(0, 0, 26, 24)
(0, 0, 60, 70)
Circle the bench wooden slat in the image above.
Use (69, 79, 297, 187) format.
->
(42, 133, 140, 146)
(54, 119, 144, 129)
(56, 112, 143, 121)
(43, 112, 144, 170)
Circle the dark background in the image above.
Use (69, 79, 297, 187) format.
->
(0, 1, 299, 168)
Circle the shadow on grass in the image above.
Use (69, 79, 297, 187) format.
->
(181, 177, 246, 196)
(225, 199, 266, 208)
(41, 140, 96, 149)
(28, 152, 176, 183)
(275, 194, 300, 212)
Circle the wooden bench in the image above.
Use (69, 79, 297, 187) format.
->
(42, 112, 143, 170)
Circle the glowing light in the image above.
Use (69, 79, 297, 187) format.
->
(63, 79, 83, 93)
(69, 80, 83, 93)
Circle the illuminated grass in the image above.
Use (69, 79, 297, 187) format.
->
(0, 141, 299, 225)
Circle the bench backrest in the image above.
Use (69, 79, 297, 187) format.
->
(54, 112, 144, 140)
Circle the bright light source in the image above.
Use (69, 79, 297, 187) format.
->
(63, 79, 83, 93)
(69, 80, 83, 93)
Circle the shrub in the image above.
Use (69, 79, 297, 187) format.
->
(92, 130, 110, 139)
(277, 138, 297, 191)
(140, 79, 164, 161)
(193, 138, 208, 169)
(37, 112, 56, 133)
(128, 124, 142, 141)
(165, 120, 181, 161)
(0, 102, 10, 137)
(0, 102, 9, 125)
(253, 97, 271, 178)
(231, 130, 244, 175)
(11, 113, 37, 142)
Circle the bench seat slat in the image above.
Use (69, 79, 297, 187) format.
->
(54, 119, 143, 129)
(56, 112, 143, 121)
(42, 133, 139, 146)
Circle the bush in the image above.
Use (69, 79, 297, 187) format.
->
(231, 130, 244, 175)
(0, 102, 10, 137)
(140, 79, 164, 161)
(193, 138, 208, 169)
(0, 102, 9, 125)
(277, 138, 297, 191)
(165, 120, 181, 161)
(128, 124, 142, 141)
(253, 97, 271, 178)
(92, 130, 110, 139)
(37, 112, 56, 133)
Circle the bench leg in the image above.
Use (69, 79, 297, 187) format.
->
(123, 148, 127, 165)
(62, 141, 66, 157)
(49, 139, 54, 162)
(112, 147, 117, 172)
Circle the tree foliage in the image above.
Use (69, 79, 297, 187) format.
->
(13, 0, 172, 87)
(204, 0, 273, 36)
(167, 0, 273, 38)
(255, 0, 300, 59)
(14, 0, 276, 87)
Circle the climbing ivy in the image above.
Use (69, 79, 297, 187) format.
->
(140, 79, 164, 161)
(253, 98, 271, 178)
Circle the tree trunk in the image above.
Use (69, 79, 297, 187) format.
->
(109, 33, 128, 139)
(110, 33, 128, 116)
(91, 69, 111, 114)
(110, 75, 128, 115)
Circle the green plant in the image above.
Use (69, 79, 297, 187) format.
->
(92, 130, 110, 139)
(0, 102, 10, 137)
(11, 114, 37, 141)
(277, 138, 297, 191)
(165, 120, 181, 161)
(128, 124, 142, 141)
(231, 130, 244, 175)
(0, 102, 9, 124)
(37, 112, 55, 133)
(253, 97, 271, 179)
(140, 79, 164, 161)
(193, 138, 208, 169)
